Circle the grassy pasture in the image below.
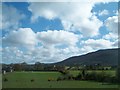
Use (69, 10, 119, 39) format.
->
(70, 70, 116, 77)
(2, 70, 118, 88)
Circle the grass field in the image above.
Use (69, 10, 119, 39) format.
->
(70, 70, 116, 77)
(2, 71, 118, 88)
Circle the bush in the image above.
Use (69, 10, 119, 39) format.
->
(31, 79, 34, 82)
(57, 73, 74, 81)
(104, 76, 118, 83)
(48, 78, 55, 81)
(83, 71, 117, 83)
(85, 72, 97, 81)
(59, 70, 69, 75)
(75, 73, 82, 80)
(3, 78, 8, 82)
(57, 70, 74, 81)
(57, 76, 64, 81)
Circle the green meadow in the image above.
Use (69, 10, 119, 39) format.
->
(2, 71, 118, 88)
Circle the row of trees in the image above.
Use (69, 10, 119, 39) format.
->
(2, 62, 65, 71)
(2, 62, 117, 72)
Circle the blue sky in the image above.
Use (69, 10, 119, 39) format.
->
(1, 1, 119, 64)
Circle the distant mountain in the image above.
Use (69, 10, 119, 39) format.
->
(55, 48, 119, 66)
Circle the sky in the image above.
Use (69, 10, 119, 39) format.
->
(0, 0, 119, 64)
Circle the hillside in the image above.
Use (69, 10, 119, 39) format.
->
(55, 48, 118, 66)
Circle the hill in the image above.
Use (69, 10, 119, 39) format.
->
(55, 48, 118, 66)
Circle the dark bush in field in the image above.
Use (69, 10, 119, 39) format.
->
(3, 78, 8, 82)
(59, 70, 70, 75)
(104, 76, 118, 83)
(57, 74, 74, 81)
(57, 69, 118, 83)
(31, 79, 35, 82)
(84, 72, 97, 81)
(83, 71, 118, 83)
(84, 71, 107, 82)
(57, 70, 74, 81)
(57, 76, 64, 81)
(75, 73, 82, 80)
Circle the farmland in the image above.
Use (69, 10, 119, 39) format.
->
(2, 70, 118, 88)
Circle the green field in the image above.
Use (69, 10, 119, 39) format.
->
(70, 70, 116, 77)
(2, 71, 118, 88)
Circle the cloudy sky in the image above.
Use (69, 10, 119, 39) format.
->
(1, 0, 119, 64)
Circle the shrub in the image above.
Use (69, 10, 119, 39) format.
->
(85, 72, 97, 81)
(104, 76, 118, 83)
(57, 73, 74, 81)
(3, 78, 8, 82)
(31, 79, 34, 82)
(75, 73, 82, 80)
(57, 76, 64, 81)
(48, 78, 55, 81)
(57, 70, 74, 81)
(83, 71, 117, 83)
(59, 70, 69, 75)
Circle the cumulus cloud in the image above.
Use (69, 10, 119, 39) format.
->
(1, 1, 118, 64)
(105, 16, 118, 34)
(98, 9, 109, 16)
(2, 45, 80, 64)
(0, 3, 2, 30)
(103, 14, 119, 44)
(27, 0, 118, 3)
(89, 0, 118, 4)
(28, 2, 103, 37)
(81, 39, 116, 51)
(2, 28, 81, 63)
(77, 16, 103, 37)
(1, 4, 25, 30)
(2, 28, 37, 50)
(37, 30, 79, 47)
(103, 32, 118, 40)
(2, 47, 23, 63)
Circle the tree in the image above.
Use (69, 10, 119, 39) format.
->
(34, 62, 44, 71)
(13, 64, 22, 71)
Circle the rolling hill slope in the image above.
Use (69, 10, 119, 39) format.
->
(55, 48, 118, 66)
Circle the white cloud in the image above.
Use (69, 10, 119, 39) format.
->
(1, 1, 119, 64)
(2, 47, 24, 63)
(2, 28, 37, 50)
(2, 36, 118, 64)
(89, 0, 118, 4)
(28, 45, 81, 63)
(2, 45, 81, 63)
(27, 0, 118, 3)
(2, 28, 81, 63)
(28, 1, 118, 37)
(98, 9, 109, 16)
(28, 2, 103, 37)
(103, 15, 119, 44)
(81, 39, 115, 51)
(1, 4, 25, 30)
(37, 30, 79, 47)
(77, 15, 103, 37)
(103, 32, 118, 40)
(105, 16, 118, 34)
(0, 3, 2, 30)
